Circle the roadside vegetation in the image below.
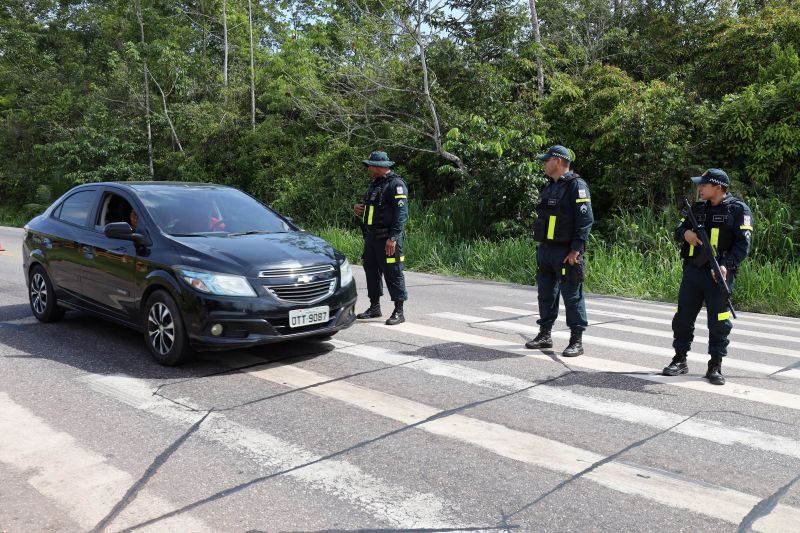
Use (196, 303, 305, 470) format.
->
(2, 1, 798, 315)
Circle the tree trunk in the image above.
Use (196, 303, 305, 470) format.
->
(527, 0, 544, 97)
(151, 74, 184, 153)
(222, 0, 228, 104)
(248, 0, 256, 129)
(416, 29, 467, 174)
(134, 0, 154, 177)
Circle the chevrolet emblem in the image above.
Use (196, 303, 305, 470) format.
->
(297, 274, 314, 283)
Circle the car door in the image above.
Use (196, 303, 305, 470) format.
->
(47, 189, 100, 302)
(79, 189, 139, 324)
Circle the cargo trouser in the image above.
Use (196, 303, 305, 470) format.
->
(535, 243, 588, 331)
(363, 235, 407, 302)
(672, 263, 735, 357)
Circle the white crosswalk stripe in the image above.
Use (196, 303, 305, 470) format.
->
(0, 392, 212, 532)
(486, 306, 800, 360)
(585, 299, 800, 333)
(521, 303, 800, 344)
(80, 373, 466, 530)
(431, 312, 800, 381)
(328, 339, 800, 460)
(371, 320, 800, 411)
(239, 362, 800, 532)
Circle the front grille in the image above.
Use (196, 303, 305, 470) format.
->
(265, 279, 336, 304)
(259, 265, 334, 278)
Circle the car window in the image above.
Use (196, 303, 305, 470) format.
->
(96, 193, 135, 230)
(136, 187, 292, 235)
(55, 190, 97, 227)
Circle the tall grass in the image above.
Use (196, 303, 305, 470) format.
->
(316, 201, 800, 316)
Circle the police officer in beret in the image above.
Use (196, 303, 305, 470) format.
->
(663, 169, 753, 385)
(352, 151, 409, 325)
(525, 145, 593, 357)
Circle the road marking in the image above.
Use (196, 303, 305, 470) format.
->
(242, 363, 800, 532)
(587, 298, 800, 327)
(485, 306, 800, 360)
(329, 339, 800, 460)
(372, 320, 800, 411)
(431, 313, 800, 381)
(522, 303, 800, 344)
(0, 392, 212, 532)
(0, 316, 39, 327)
(584, 299, 800, 333)
(81, 374, 465, 530)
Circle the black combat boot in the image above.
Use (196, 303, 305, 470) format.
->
(562, 330, 584, 357)
(525, 327, 553, 349)
(662, 353, 689, 376)
(356, 301, 382, 319)
(385, 301, 405, 326)
(706, 356, 725, 385)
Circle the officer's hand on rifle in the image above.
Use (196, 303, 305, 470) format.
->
(353, 203, 365, 217)
(711, 265, 728, 284)
(684, 230, 703, 247)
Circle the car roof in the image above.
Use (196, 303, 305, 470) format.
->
(88, 181, 235, 193)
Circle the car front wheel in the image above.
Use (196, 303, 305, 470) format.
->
(29, 266, 66, 322)
(143, 290, 192, 366)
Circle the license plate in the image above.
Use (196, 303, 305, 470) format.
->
(288, 306, 330, 328)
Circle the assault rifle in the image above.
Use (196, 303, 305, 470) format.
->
(683, 198, 736, 319)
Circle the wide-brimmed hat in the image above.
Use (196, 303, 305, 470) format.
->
(362, 151, 395, 168)
(690, 168, 730, 187)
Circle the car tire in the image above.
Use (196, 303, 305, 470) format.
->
(29, 266, 66, 323)
(143, 290, 192, 366)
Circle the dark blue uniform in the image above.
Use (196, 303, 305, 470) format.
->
(672, 194, 753, 359)
(361, 171, 409, 302)
(532, 171, 594, 331)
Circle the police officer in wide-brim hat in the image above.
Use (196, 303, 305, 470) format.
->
(352, 151, 409, 325)
(663, 168, 753, 385)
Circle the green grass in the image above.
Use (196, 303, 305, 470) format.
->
(0, 206, 29, 227)
(316, 226, 800, 317)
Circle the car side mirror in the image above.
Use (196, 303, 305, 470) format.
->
(104, 222, 152, 247)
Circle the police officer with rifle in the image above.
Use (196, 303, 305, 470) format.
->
(663, 169, 753, 385)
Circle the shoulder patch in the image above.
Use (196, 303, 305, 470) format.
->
(396, 186, 404, 194)
(743, 214, 751, 227)
(578, 188, 587, 198)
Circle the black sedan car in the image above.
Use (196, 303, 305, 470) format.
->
(23, 182, 358, 365)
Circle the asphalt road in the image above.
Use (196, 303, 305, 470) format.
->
(1, 225, 800, 532)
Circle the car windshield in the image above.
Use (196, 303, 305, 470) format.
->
(136, 187, 293, 236)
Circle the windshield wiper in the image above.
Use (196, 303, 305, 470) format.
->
(169, 232, 208, 237)
(227, 230, 272, 237)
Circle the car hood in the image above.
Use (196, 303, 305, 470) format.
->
(168, 231, 338, 276)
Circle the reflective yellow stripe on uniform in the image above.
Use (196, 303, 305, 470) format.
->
(710, 228, 719, 254)
(367, 205, 374, 225)
(547, 215, 556, 240)
(718, 311, 732, 321)
(689, 245, 694, 257)
(386, 256, 405, 264)
(575, 199, 591, 203)
(394, 195, 407, 199)
(740, 225, 753, 230)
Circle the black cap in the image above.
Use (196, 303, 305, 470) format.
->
(537, 145, 572, 162)
(690, 168, 730, 187)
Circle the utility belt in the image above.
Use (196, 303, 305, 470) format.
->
(365, 226, 390, 239)
(537, 241, 571, 249)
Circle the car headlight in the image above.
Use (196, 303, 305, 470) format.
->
(339, 258, 354, 287)
(176, 268, 257, 297)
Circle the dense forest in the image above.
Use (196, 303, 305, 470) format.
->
(1, 0, 799, 307)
